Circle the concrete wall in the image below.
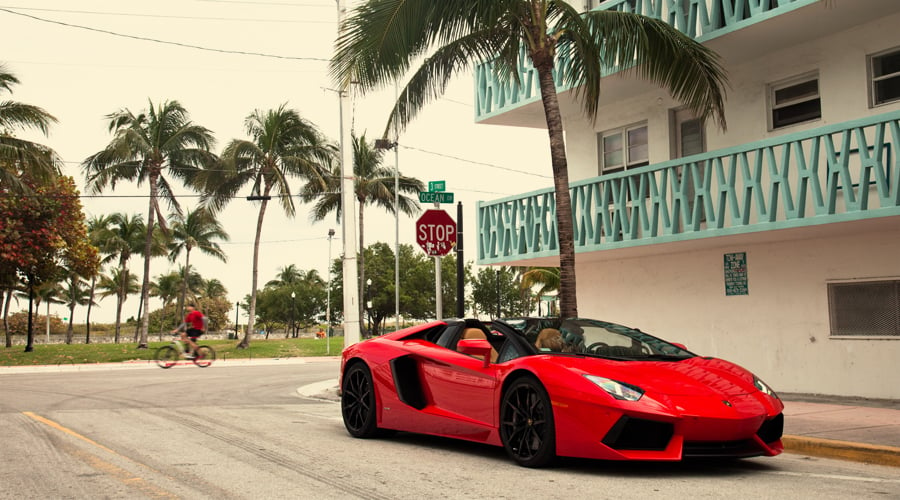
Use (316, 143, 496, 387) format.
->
(574, 222, 900, 399)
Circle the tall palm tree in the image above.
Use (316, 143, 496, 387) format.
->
(199, 277, 227, 301)
(168, 206, 228, 321)
(304, 133, 423, 332)
(96, 268, 139, 343)
(82, 99, 216, 348)
(200, 104, 333, 348)
(521, 266, 560, 315)
(331, 1, 728, 318)
(0, 63, 63, 191)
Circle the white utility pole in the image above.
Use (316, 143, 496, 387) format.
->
(336, 0, 361, 346)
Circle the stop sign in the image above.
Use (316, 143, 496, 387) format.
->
(416, 209, 457, 256)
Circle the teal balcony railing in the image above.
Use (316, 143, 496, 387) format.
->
(475, 0, 820, 121)
(477, 110, 900, 264)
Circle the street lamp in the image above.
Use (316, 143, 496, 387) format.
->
(234, 301, 240, 340)
(290, 291, 296, 338)
(326, 228, 335, 355)
(366, 278, 373, 335)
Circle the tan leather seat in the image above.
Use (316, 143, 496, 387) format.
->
(460, 328, 498, 362)
(535, 328, 562, 352)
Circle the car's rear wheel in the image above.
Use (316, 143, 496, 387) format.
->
(341, 363, 379, 438)
(500, 376, 556, 467)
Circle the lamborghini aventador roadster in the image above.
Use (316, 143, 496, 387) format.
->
(339, 317, 784, 467)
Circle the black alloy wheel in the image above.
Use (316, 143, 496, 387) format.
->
(341, 363, 379, 438)
(500, 376, 556, 467)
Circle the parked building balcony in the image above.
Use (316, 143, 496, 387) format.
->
(477, 110, 900, 265)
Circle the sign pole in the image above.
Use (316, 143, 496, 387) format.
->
(434, 201, 441, 320)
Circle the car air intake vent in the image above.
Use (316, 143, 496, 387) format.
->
(684, 440, 761, 458)
(756, 413, 784, 443)
(602, 416, 673, 451)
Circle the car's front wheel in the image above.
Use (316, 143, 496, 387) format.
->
(500, 376, 556, 467)
(341, 362, 379, 438)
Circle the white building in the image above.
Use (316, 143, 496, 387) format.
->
(474, 0, 900, 399)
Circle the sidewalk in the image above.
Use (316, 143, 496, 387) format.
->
(781, 393, 900, 467)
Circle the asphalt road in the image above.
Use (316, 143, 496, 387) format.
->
(1, 358, 898, 499)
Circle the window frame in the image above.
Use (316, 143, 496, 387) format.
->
(597, 122, 649, 176)
(827, 278, 900, 340)
(767, 72, 822, 131)
(868, 46, 900, 108)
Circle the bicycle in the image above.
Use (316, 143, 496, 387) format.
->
(154, 336, 216, 368)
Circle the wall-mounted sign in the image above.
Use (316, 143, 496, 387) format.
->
(724, 252, 748, 296)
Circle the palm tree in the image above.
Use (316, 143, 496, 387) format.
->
(96, 268, 139, 343)
(199, 277, 227, 301)
(168, 206, 228, 321)
(266, 264, 304, 288)
(304, 133, 423, 332)
(521, 266, 560, 315)
(59, 272, 93, 344)
(82, 99, 216, 348)
(84, 214, 113, 344)
(200, 104, 334, 348)
(331, 1, 728, 318)
(151, 271, 181, 335)
(0, 63, 63, 191)
(91, 213, 146, 343)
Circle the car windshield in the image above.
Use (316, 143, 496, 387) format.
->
(540, 318, 694, 360)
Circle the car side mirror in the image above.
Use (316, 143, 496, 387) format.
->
(457, 338, 492, 367)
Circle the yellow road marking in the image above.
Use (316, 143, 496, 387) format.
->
(23, 411, 178, 499)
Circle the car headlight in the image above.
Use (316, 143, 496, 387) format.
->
(584, 375, 644, 401)
(753, 375, 779, 399)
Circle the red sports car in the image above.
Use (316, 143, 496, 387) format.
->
(339, 317, 784, 467)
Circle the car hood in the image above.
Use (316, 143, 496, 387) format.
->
(549, 355, 758, 397)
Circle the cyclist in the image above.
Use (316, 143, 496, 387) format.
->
(171, 303, 205, 358)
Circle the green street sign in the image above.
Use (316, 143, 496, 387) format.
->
(419, 191, 454, 204)
(428, 180, 446, 192)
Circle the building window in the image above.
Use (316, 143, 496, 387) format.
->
(598, 124, 648, 175)
(828, 280, 900, 338)
(769, 74, 821, 130)
(870, 48, 900, 107)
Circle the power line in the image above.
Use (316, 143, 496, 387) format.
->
(0, 8, 330, 62)
(399, 144, 552, 179)
(0, 5, 334, 24)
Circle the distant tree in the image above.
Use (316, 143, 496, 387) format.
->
(471, 266, 529, 319)
(200, 104, 333, 349)
(0, 175, 99, 351)
(96, 268, 139, 343)
(83, 99, 216, 348)
(167, 206, 228, 320)
(59, 271, 93, 344)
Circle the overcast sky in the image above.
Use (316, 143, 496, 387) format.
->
(2, 0, 553, 324)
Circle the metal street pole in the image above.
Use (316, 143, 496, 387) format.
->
(394, 81, 401, 332)
(336, 0, 361, 347)
(235, 301, 239, 339)
(290, 291, 296, 338)
(326, 228, 335, 355)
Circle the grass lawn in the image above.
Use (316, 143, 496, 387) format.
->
(0, 337, 344, 366)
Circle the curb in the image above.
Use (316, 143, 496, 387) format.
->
(783, 435, 900, 468)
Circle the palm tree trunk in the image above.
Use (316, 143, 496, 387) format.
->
(240, 185, 272, 349)
(115, 256, 127, 343)
(535, 58, 578, 319)
(2, 289, 10, 348)
(85, 276, 95, 344)
(180, 248, 192, 321)
(137, 174, 157, 349)
(65, 304, 75, 344)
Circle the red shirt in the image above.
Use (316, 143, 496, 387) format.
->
(185, 310, 204, 330)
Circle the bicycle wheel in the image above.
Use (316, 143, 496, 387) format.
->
(155, 346, 179, 369)
(193, 345, 216, 367)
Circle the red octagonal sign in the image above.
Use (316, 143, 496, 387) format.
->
(416, 209, 457, 256)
